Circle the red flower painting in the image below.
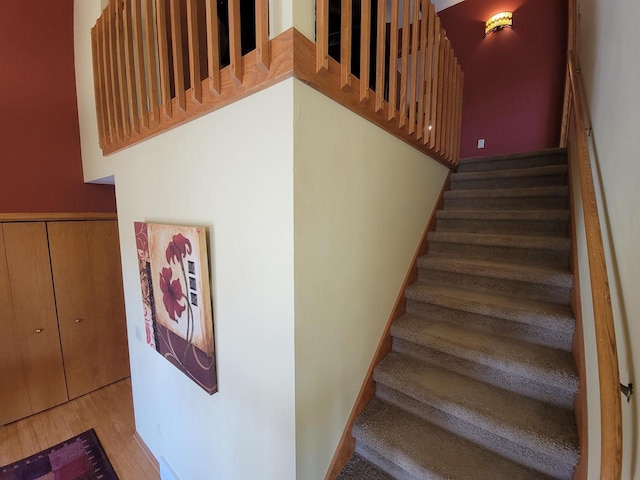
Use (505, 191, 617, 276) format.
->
(166, 234, 192, 265)
(159, 267, 186, 321)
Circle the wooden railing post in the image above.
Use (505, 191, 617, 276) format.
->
(255, 0, 270, 71)
(316, 0, 329, 72)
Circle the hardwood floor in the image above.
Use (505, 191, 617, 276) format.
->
(0, 377, 160, 479)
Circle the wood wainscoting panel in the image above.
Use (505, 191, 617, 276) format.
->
(2, 222, 69, 415)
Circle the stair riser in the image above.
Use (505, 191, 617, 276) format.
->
(418, 268, 571, 305)
(457, 154, 567, 173)
(436, 218, 569, 237)
(391, 338, 575, 408)
(406, 300, 573, 350)
(376, 385, 575, 480)
(354, 444, 418, 480)
(451, 174, 567, 191)
(428, 240, 570, 268)
(444, 196, 569, 210)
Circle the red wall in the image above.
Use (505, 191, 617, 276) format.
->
(0, 0, 116, 213)
(439, 0, 567, 158)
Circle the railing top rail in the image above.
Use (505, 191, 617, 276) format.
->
(566, 51, 623, 480)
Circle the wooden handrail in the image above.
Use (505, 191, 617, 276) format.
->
(91, 0, 283, 155)
(566, 53, 623, 480)
(313, 0, 463, 167)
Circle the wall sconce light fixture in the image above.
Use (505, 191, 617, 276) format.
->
(485, 11, 513, 36)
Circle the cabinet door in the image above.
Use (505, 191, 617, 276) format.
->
(48, 221, 130, 399)
(2, 222, 68, 415)
(0, 225, 32, 425)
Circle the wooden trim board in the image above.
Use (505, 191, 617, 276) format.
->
(566, 128, 588, 480)
(0, 213, 118, 222)
(133, 431, 160, 475)
(324, 171, 452, 479)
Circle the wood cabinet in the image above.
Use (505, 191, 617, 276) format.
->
(0, 219, 129, 425)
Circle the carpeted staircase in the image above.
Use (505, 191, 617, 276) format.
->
(337, 149, 579, 480)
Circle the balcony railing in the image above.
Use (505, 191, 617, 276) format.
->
(305, 0, 463, 167)
(91, 0, 292, 155)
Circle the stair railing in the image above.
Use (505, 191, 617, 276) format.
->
(91, 0, 289, 155)
(565, 52, 623, 479)
(310, 0, 463, 167)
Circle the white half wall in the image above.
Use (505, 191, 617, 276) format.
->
(111, 80, 296, 480)
(293, 80, 449, 479)
(578, 0, 640, 477)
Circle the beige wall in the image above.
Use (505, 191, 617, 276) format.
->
(75, 3, 297, 478)
(293, 80, 449, 479)
(76, 1, 451, 477)
(577, 0, 640, 477)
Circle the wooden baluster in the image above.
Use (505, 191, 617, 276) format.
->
(97, 19, 111, 145)
(115, 3, 131, 137)
(91, 27, 106, 149)
(205, 0, 221, 94)
(316, 0, 329, 72)
(228, 0, 243, 84)
(256, 0, 270, 71)
(170, 0, 186, 112)
(422, 1, 435, 144)
(341, 0, 352, 89)
(398, 0, 410, 128)
(388, 0, 399, 121)
(374, 0, 386, 111)
(186, 0, 202, 103)
(155, 0, 172, 118)
(359, 0, 371, 102)
(435, 36, 447, 154)
(407, 0, 420, 134)
(100, 16, 115, 145)
(133, 0, 149, 128)
(123, 0, 140, 133)
(107, 4, 123, 141)
(428, 14, 440, 148)
(447, 51, 457, 162)
(454, 68, 464, 165)
(144, 0, 160, 124)
(445, 50, 454, 161)
(440, 40, 450, 158)
(416, 0, 430, 140)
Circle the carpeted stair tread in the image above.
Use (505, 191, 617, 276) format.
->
(391, 314, 578, 393)
(452, 165, 568, 182)
(418, 255, 573, 288)
(428, 231, 570, 251)
(373, 353, 579, 467)
(436, 209, 569, 221)
(353, 398, 552, 480)
(405, 300, 573, 351)
(457, 149, 567, 173)
(461, 148, 566, 162)
(444, 185, 569, 200)
(404, 281, 575, 335)
(336, 454, 396, 480)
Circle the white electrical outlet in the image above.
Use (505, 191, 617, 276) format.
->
(478, 139, 485, 148)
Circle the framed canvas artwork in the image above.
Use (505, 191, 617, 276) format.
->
(135, 222, 217, 394)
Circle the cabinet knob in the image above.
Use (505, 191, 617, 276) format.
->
(35, 328, 43, 334)
(75, 318, 83, 324)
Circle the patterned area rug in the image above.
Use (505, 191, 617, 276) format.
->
(0, 429, 118, 480)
